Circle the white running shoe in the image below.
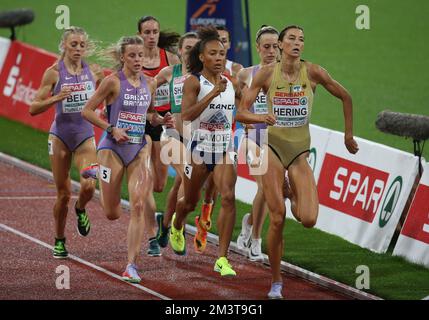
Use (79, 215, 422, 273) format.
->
(236, 213, 252, 250)
(268, 282, 283, 299)
(122, 263, 141, 283)
(248, 238, 264, 262)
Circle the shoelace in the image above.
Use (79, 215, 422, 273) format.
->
(55, 242, 65, 250)
(220, 259, 232, 269)
(173, 230, 182, 243)
(78, 213, 88, 224)
(270, 282, 283, 293)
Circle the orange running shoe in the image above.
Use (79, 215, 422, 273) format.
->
(193, 215, 208, 254)
(200, 201, 214, 231)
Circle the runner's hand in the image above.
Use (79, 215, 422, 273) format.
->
(212, 78, 228, 97)
(162, 112, 175, 128)
(112, 127, 130, 143)
(261, 114, 276, 126)
(54, 87, 72, 103)
(345, 136, 359, 154)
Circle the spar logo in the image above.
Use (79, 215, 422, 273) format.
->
(379, 176, 402, 227)
(61, 83, 86, 92)
(118, 111, 144, 123)
(318, 153, 390, 223)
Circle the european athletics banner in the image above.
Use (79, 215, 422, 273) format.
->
(393, 162, 429, 268)
(186, 0, 252, 67)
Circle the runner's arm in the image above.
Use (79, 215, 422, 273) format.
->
(82, 76, 116, 131)
(181, 75, 224, 122)
(29, 67, 70, 116)
(310, 64, 359, 154)
(236, 67, 275, 125)
(155, 66, 172, 88)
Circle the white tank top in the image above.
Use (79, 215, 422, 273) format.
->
(191, 74, 235, 153)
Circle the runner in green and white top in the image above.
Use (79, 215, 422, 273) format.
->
(154, 32, 199, 248)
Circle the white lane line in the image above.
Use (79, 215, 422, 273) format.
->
(0, 196, 78, 200)
(0, 223, 171, 300)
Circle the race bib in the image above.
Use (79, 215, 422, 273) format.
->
(154, 82, 170, 107)
(172, 75, 187, 106)
(272, 96, 309, 128)
(254, 91, 268, 114)
(61, 81, 94, 113)
(184, 163, 193, 179)
(100, 165, 111, 183)
(193, 129, 232, 153)
(116, 111, 146, 144)
(48, 140, 53, 155)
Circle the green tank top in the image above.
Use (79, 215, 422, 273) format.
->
(267, 61, 313, 142)
(169, 64, 188, 114)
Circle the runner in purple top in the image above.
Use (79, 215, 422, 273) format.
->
(49, 59, 96, 151)
(96, 69, 151, 166)
(236, 25, 279, 265)
(81, 35, 174, 283)
(30, 26, 104, 259)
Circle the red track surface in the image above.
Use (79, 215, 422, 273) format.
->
(0, 160, 350, 300)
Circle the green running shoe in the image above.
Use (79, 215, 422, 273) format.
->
(169, 213, 186, 255)
(53, 238, 68, 259)
(214, 257, 236, 277)
(147, 237, 161, 257)
(155, 212, 170, 248)
(75, 202, 91, 237)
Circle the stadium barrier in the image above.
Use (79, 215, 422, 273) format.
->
(0, 37, 427, 265)
(393, 162, 429, 267)
(314, 131, 419, 253)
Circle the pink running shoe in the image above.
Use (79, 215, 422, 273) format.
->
(80, 163, 99, 179)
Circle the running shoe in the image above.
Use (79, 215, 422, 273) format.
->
(80, 163, 99, 179)
(147, 237, 161, 257)
(122, 263, 141, 283)
(248, 238, 264, 262)
(214, 257, 236, 277)
(75, 202, 91, 237)
(236, 213, 252, 250)
(193, 215, 207, 254)
(53, 238, 68, 259)
(155, 212, 170, 248)
(268, 282, 283, 299)
(199, 201, 213, 231)
(169, 213, 186, 255)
